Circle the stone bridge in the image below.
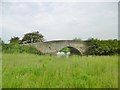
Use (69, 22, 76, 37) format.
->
(28, 40, 88, 55)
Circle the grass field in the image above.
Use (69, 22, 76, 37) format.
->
(2, 53, 118, 88)
(0, 52, 2, 88)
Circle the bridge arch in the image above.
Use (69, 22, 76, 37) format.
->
(28, 40, 87, 55)
(58, 46, 82, 55)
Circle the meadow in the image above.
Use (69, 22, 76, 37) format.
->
(2, 53, 118, 88)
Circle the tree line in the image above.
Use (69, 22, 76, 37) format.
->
(1, 31, 44, 55)
(9, 31, 44, 44)
(85, 38, 120, 55)
(0, 31, 120, 55)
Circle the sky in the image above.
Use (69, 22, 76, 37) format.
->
(1, 1, 118, 43)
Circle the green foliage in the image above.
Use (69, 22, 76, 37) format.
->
(0, 37, 4, 45)
(2, 44, 42, 55)
(86, 38, 119, 55)
(10, 37, 20, 44)
(73, 37, 82, 41)
(22, 31, 44, 44)
(60, 47, 81, 55)
(59, 47, 70, 53)
(2, 53, 118, 88)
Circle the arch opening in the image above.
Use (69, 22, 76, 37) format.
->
(59, 46, 82, 55)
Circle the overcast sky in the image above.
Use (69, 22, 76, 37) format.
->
(1, 1, 118, 43)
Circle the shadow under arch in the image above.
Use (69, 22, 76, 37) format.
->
(59, 46, 82, 55)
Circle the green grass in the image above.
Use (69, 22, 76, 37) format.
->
(0, 45, 2, 88)
(2, 53, 118, 88)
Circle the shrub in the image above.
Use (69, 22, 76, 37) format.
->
(2, 44, 42, 55)
(85, 39, 119, 55)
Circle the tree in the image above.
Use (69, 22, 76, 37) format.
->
(10, 37, 20, 44)
(22, 31, 44, 44)
(0, 37, 4, 45)
(85, 38, 119, 55)
(73, 37, 82, 41)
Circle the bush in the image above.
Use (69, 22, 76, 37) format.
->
(2, 44, 42, 55)
(85, 39, 119, 55)
(59, 47, 70, 53)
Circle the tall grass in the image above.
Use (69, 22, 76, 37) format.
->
(2, 53, 118, 88)
(0, 44, 2, 88)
